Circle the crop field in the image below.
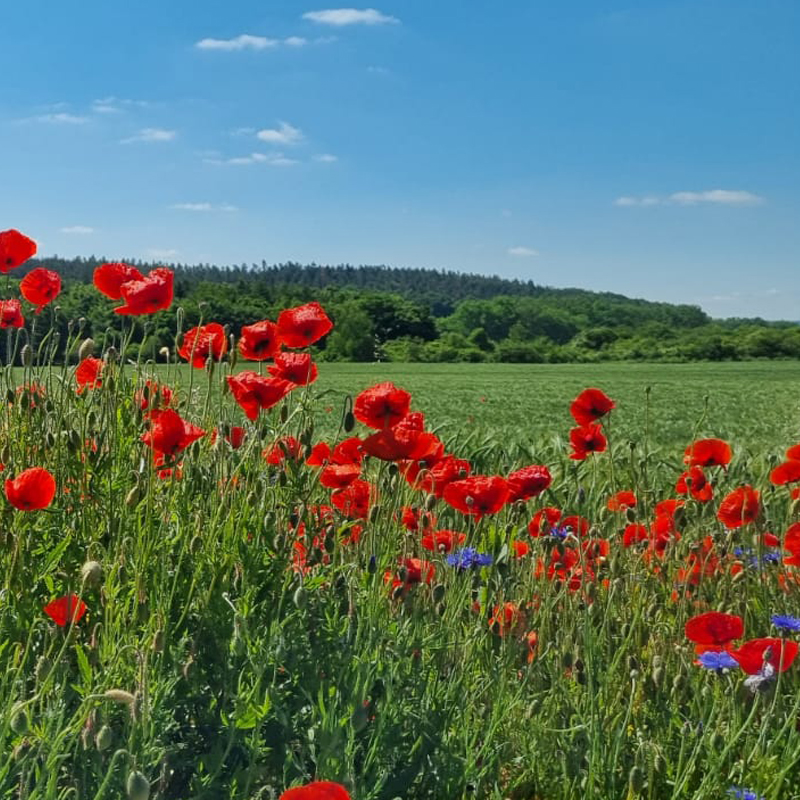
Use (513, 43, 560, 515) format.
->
(2, 243, 800, 799)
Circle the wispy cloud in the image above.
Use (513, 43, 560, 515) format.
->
(204, 152, 299, 167)
(508, 246, 539, 257)
(121, 128, 177, 144)
(60, 226, 95, 234)
(256, 122, 303, 145)
(314, 153, 338, 163)
(195, 34, 309, 51)
(92, 96, 149, 114)
(169, 202, 238, 212)
(615, 189, 764, 207)
(303, 8, 399, 26)
(29, 112, 88, 124)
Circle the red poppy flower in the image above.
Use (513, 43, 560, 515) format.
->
(19, 267, 61, 313)
(783, 522, 800, 566)
(142, 408, 205, 457)
(607, 490, 637, 512)
(264, 436, 302, 465)
(277, 301, 333, 348)
(178, 323, 228, 368)
(238, 319, 282, 361)
(685, 611, 744, 653)
(44, 594, 87, 627)
(730, 638, 799, 675)
(489, 602, 524, 636)
(226, 426, 246, 449)
(354, 382, 411, 430)
(717, 485, 760, 529)
(331, 478, 376, 519)
(684, 438, 732, 468)
(362, 425, 442, 463)
(561, 515, 590, 537)
(421, 529, 466, 553)
(279, 783, 350, 800)
(330, 437, 365, 465)
(622, 523, 649, 547)
(513, 540, 531, 558)
(676, 466, 713, 502)
(0, 229, 37, 273)
(506, 465, 552, 502)
(569, 424, 607, 460)
(268, 351, 318, 385)
(401, 454, 470, 496)
(787, 443, 800, 460)
(400, 505, 436, 532)
(0, 299, 24, 328)
(134, 380, 174, 412)
(770, 460, 800, 486)
(227, 371, 293, 420)
(319, 463, 361, 489)
(93, 262, 144, 299)
(306, 442, 331, 466)
(443, 475, 510, 519)
(570, 388, 615, 426)
(76, 357, 103, 392)
(5, 467, 56, 510)
(114, 267, 174, 315)
(528, 506, 562, 537)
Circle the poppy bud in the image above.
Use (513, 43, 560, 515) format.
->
(436, 602, 446, 616)
(628, 766, 645, 793)
(368, 505, 380, 523)
(561, 651, 574, 669)
(367, 554, 377, 573)
(126, 770, 150, 800)
(627, 656, 638, 671)
(152, 629, 165, 653)
(791, 498, 800, 517)
(228, 333, 236, 365)
(78, 338, 95, 361)
(574, 658, 585, 673)
(424, 493, 437, 512)
(344, 410, 355, 433)
(10, 706, 28, 735)
(280, 403, 289, 423)
(104, 346, 117, 364)
(324, 534, 335, 554)
(20, 344, 32, 367)
(182, 657, 196, 681)
(5, 390, 13, 406)
(189, 535, 203, 554)
(432, 584, 445, 603)
(293, 586, 307, 609)
(95, 724, 113, 751)
(671, 674, 685, 695)
(35, 656, 52, 683)
(126, 485, 141, 508)
(81, 560, 103, 587)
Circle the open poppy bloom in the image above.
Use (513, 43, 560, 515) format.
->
(354, 382, 411, 429)
(0, 229, 37, 272)
(268, 351, 318, 385)
(135, 379, 174, 412)
(607, 490, 637, 512)
(443, 475, 510, 519)
(279, 781, 351, 800)
(142, 408, 205, 458)
(44, 594, 87, 627)
(717, 485, 760, 529)
(238, 319, 282, 361)
(0, 299, 24, 328)
(331, 478, 376, 519)
(227, 371, 293, 421)
(93, 262, 145, 299)
(506, 465, 552, 502)
(401, 454, 471, 496)
(264, 436, 303, 465)
(421, 529, 467, 553)
(783, 522, 800, 566)
(770, 460, 800, 486)
(114, 267, 174, 315)
(730, 638, 799, 675)
(5, 467, 56, 510)
(76, 356, 103, 392)
(685, 611, 744, 653)
(276, 301, 333, 348)
(319, 463, 362, 489)
(569, 424, 607, 460)
(528, 506, 563, 537)
(676, 466, 713, 502)
(361, 424, 442, 463)
(570, 388, 615, 426)
(684, 438, 732, 468)
(178, 323, 228, 368)
(20, 267, 61, 313)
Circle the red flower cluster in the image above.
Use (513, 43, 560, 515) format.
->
(94, 263, 174, 315)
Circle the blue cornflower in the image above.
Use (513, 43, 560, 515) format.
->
(771, 614, 800, 633)
(696, 651, 738, 671)
(548, 526, 570, 540)
(728, 787, 765, 800)
(446, 547, 493, 570)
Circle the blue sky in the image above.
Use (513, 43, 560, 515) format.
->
(1, 1, 797, 319)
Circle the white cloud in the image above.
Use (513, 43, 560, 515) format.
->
(121, 128, 177, 144)
(204, 152, 299, 166)
(256, 121, 303, 145)
(196, 34, 278, 51)
(60, 226, 95, 234)
(669, 189, 764, 206)
(615, 190, 764, 207)
(284, 36, 308, 46)
(303, 8, 399, 26)
(170, 202, 238, 211)
(33, 113, 88, 124)
(314, 153, 338, 162)
(92, 96, 149, 114)
(146, 248, 179, 260)
(508, 246, 539, 257)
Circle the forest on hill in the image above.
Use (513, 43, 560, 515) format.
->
(12, 256, 800, 363)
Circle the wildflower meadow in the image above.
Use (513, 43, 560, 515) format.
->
(2, 227, 800, 800)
